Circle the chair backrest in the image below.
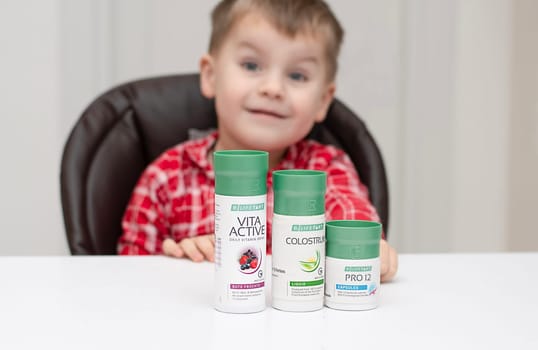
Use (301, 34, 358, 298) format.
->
(60, 73, 389, 255)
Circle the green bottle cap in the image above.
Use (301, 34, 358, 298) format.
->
(214, 150, 268, 196)
(326, 220, 381, 259)
(273, 170, 326, 216)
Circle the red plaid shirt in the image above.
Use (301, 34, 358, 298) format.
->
(119, 132, 380, 255)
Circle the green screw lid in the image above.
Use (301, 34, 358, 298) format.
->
(273, 170, 326, 216)
(326, 220, 381, 259)
(214, 150, 268, 196)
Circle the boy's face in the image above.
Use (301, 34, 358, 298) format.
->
(200, 12, 336, 153)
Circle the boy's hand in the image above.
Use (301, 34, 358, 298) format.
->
(380, 239, 398, 282)
(162, 234, 215, 262)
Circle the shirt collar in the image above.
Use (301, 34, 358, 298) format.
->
(185, 130, 309, 180)
(184, 131, 218, 180)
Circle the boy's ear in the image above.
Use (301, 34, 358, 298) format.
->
(314, 82, 336, 123)
(199, 54, 216, 98)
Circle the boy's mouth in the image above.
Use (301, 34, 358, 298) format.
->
(247, 108, 286, 119)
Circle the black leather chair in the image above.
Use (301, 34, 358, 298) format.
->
(60, 73, 389, 255)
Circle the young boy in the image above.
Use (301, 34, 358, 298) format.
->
(118, 0, 398, 282)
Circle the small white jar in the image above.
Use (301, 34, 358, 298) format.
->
(324, 220, 382, 311)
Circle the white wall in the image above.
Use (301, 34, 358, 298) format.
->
(398, 0, 513, 252)
(0, 0, 535, 255)
(0, 0, 67, 255)
(450, 0, 512, 251)
(508, 0, 538, 251)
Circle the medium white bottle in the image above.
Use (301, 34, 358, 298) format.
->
(213, 150, 268, 313)
(271, 170, 326, 312)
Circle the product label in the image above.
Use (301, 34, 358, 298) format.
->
(325, 256, 379, 307)
(272, 214, 325, 302)
(214, 194, 266, 309)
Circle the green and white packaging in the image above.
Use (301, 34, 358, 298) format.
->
(271, 170, 326, 312)
(214, 150, 268, 313)
(325, 220, 381, 311)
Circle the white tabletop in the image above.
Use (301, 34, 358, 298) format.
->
(0, 253, 537, 349)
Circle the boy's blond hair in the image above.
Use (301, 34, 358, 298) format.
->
(208, 0, 344, 81)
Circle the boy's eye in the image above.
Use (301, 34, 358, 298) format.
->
(242, 62, 259, 72)
(289, 72, 307, 82)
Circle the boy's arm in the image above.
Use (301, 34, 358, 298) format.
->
(324, 151, 398, 282)
(118, 166, 169, 255)
(118, 159, 215, 261)
(324, 152, 381, 226)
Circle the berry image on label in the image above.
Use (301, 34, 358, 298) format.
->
(238, 248, 262, 274)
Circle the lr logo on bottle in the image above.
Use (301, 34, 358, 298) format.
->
(307, 200, 317, 212)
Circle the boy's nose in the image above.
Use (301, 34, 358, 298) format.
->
(258, 73, 284, 99)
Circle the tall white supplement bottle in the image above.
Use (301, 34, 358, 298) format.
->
(271, 170, 326, 311)
(214, 150, 268, 313)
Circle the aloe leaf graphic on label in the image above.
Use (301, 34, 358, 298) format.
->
(299, 250, 320, 272)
